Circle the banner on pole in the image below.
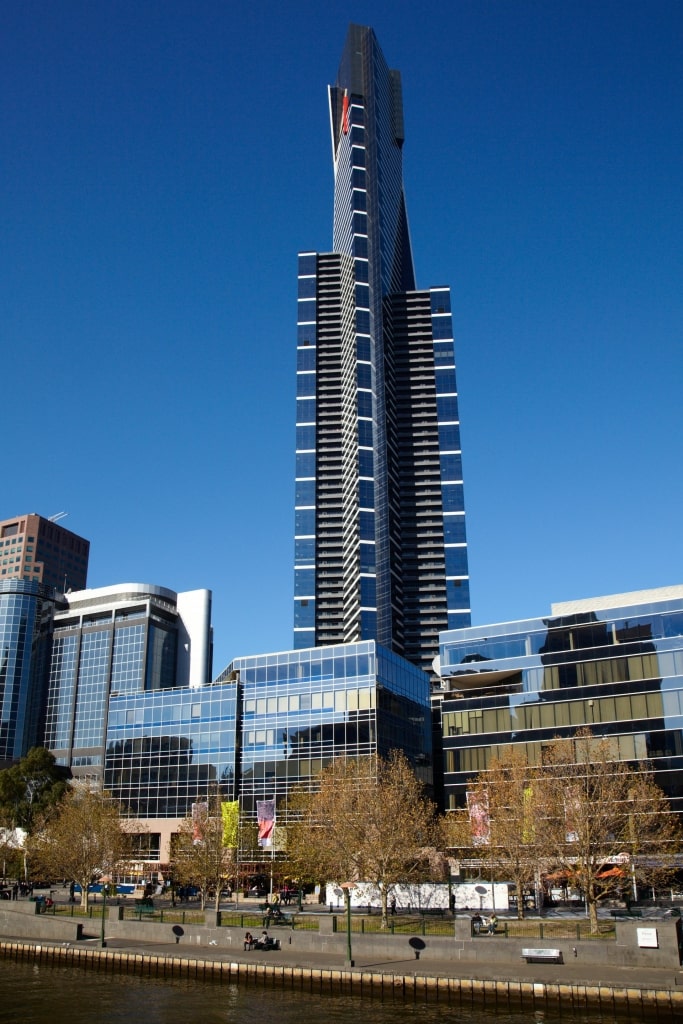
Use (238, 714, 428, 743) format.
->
(257, 799, 275, 847)
(221, 801, 239, 848)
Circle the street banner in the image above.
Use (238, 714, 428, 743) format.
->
(221, 801, 239, 848)
(257, 799, 275, 847)
(466, 790, 490, 845)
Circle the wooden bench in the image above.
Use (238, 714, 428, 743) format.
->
(521, 948, 563, 963)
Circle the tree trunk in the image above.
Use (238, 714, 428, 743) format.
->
(380, 885, 388, 929)
(587, 881, 599, 934)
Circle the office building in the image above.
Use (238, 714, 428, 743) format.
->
(104, 681, 238, 864)
(294, 24, 470, 677)
(44, 584, 212, 781)
(0, 513, 89, 591)
(0, 579, 59, 763)
(217, 639, 432, 841)
(437, 586, 683, 816)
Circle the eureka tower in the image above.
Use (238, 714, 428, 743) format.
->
(294, 24, 470, 677)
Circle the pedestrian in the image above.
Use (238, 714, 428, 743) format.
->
(390, 896, 397, 915)
(488, 912, 498, 934)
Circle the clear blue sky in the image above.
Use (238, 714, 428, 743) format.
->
(2, 1, 681, 675)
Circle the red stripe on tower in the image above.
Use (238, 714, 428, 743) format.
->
(342, 89, 349, 134)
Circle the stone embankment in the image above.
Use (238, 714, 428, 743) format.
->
(1, 899, 682, 1020)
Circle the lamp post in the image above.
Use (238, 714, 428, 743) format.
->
(340, 882, 355, 967)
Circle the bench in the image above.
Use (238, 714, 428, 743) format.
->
(135, 901, 157, 917)
(262, 911, 293, 926)
(611, 908, 642, 918)
(521, 948, 563, 964)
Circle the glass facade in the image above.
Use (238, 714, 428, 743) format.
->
(0, 580, 56, 760)
(439, 588, 683, 816)
(43, 586, 197, 778)
(294, 25, 470, 677)
(222, 640, 432, 834)
(104, 683, 238, 818)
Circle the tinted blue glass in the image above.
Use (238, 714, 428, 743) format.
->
(294, 569, 315, 596)
(296, 374, 316, 397)
(354, 260, 369, 283)
(357, 364, 372, 388)
(444, 517, 467, 544)
(297, 325, 316, 344)
(353, 212, 367, 234)
(355, 283, 369, 306)
(295, 509, 315, 535)
(358, 391, 373, 416)
(295, 480, 315, 505)
(447, 579, 470, 607)
(353, 190, 367, 211)
(360, 610, 377, 635)
(432, 317, 453, 339)
(360, 544, 376, 571)
(297, 299, 316, 320)
(298, 277, 316, 298)
(351, 147, 365, 167)
(358, 449, 374, 476)
(297, 348, 316, 370)
(441, 482, 465, 510)
(296, 398, 316, 422)
(354, 237, 368, 257)
(359, 479, 374, 506)
(360, 510, 374, 539)
(294, 538, 315, 566)
(431, 291, 451, 314)
(361, 577, 376, 605)
(350, 126, 364, 144)
(296, 452, 315, 476)
(296, 425, 315, 450)
(356, 310, 370, 332)
(445, 547, 469, 575)
(352, 168, 366, 188)
(436, 369, 457, 394)
(294, 600, 315, 627)
(358, 420, 373, 446)
(357, 337, 371, 360)
(439, 427, 461, 453)
(441, 455, 464, 482)
(434, 342, 455, 366)
(298, 254, 317, 275)
(437, 396, 459, 420)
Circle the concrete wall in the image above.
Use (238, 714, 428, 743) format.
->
(0, 903, 680, 970)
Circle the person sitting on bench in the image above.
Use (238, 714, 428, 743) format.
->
(244, 931, 255, 950)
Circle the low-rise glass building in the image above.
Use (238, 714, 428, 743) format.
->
(438, 586, 683, 815)
(217, 640, 432, 830)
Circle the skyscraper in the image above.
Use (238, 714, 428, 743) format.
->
(0, 512, 89, 591)
(294, 25, 470, 676)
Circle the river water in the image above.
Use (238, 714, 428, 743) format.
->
(0, 959, 628, 1024)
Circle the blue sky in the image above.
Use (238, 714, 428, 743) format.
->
(2, 1, 681, 674)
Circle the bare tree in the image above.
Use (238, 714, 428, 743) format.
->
(171, 803, 235, 911)
(444, 748, 546, 918)
(286, 751, 440, 927)
(27, 785, 134, 909)
(541, 729, 683, 933)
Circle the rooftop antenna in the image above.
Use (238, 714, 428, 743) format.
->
(48, 512, 68, 523)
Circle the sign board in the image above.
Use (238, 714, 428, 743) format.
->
(636, 927, 659, 949)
